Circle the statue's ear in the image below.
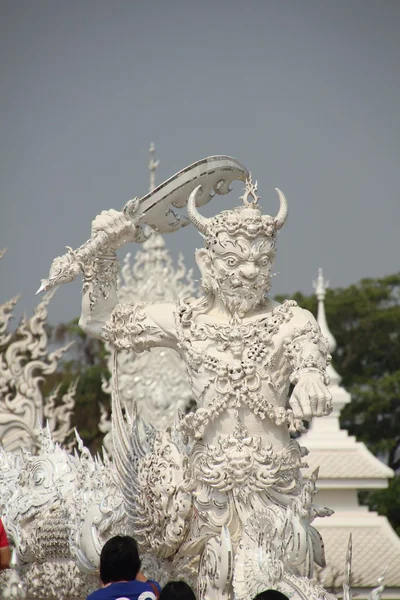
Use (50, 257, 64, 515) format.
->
(195, 248, 211, 280)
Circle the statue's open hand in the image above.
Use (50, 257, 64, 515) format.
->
(289, 373, 332, 421)
(91, 209, 139, 250)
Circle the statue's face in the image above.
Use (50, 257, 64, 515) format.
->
(207, 231, 276, 317)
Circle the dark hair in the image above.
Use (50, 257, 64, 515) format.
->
(253, 591, 289, 600)
(159, 581, 196, 600)
(100, 535, 141, 584)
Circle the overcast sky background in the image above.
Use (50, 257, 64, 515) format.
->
(1, 0, 399, 325)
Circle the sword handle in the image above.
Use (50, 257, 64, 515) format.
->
(77, 230, 111, 261)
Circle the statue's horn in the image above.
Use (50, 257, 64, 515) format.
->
(187, 185, 210, 236)
(274, 188, 288, 230)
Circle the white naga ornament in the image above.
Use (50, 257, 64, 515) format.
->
(0, 250, 75, 453)
(0, 425, 126, 598)
(38, 156, 357, 599)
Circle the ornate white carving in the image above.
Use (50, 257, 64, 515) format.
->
(0, 293, 20, 347)
(82, 250, 121, 315)
(0, 250, 19, 348)
(43, 378, 78, 450)
(233, 508, 338, 600)
(0, 426, 125, 597)
(1, 550, 27, 600)
(148, 142, 160, 193)
(0, 266, 74, 452)
(342, 535, 353, 600)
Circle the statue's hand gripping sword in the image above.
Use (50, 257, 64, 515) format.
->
(37, 156, 249, 293)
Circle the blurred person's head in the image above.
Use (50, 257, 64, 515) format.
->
(100, 535, 141, 584)
(159, 580, 196, 600)
(253, 591, 289, 600)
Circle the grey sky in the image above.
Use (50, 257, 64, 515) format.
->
(1, 0, 399, 324)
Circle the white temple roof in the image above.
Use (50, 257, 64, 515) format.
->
(304, 443, 393, 481)
(315, 513, 400, 589)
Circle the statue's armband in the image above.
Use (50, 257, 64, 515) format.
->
(82, 250, 120, 315)
(284, 322, 331, 385)
(103, 302, 168, 352)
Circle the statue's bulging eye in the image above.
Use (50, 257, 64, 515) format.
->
(224, 256, 239, 268)
(33, 469, 45, 486)
(257, 255, 271, 267)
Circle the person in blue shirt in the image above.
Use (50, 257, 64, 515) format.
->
(86, 535, 161, 600)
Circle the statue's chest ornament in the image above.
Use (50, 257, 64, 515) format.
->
(176, 299, 296, 363)
(174, 300, 304, 439)
(211, 360, 260, 395)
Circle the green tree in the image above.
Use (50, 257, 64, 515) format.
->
(43, 317, 111, 453)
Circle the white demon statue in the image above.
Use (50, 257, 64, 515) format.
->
(39, 156, 336, 600)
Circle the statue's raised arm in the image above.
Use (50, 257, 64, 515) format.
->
(79, 207, 180, 349)
(38, 155, 249, 344)
(38, 156, 249, 293)
(79, 208, 142, 340)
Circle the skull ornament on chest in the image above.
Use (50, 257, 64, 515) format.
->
(228, 361, 245, 388)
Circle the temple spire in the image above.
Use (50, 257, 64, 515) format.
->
(313, 268, 335, 351)
(144, 143, 164, 249)
(148, 142, 159, 192)
(313, 267, 340, 385)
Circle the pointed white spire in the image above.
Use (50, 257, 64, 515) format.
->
(313, 267, 340, 385)
(307, 268, 350, 436)
(144, 143, 163, 248)
(148, 142, 159, 193)
(313, 268, 336, 352)
(142, 142, 165, 251)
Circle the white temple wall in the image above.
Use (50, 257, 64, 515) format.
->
(314, 488, 363, 511)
